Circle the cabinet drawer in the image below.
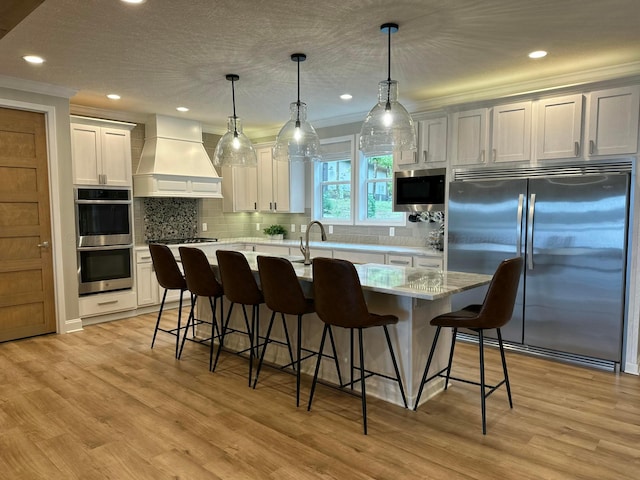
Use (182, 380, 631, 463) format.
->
(387, 254, 412, 266)
(80, 290, 137, 317)
(136, 249, 152, 263)
(413, 256, 443, 270)
(332, 249, 385, 264)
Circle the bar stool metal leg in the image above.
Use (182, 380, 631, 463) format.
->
(444, 327, 458, 390)
(413, 326, 442, 410)
(383, 325, 408, 408)
(479, 329, 487, 435)
(357, 328, 368, 435)
(497, 328, 513, 408)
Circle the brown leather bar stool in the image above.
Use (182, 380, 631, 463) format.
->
(308, 257, 407, 435)
(149, 243, 191, 358)
(215, 250, 264, 386)
(253, 255, 343, 407)
(177, 247, 225, 371)
(414, 256, 523, 434)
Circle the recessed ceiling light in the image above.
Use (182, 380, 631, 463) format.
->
(176, 106, 189, 112)
(121, 0, 146, 4)
(340, 93, 353, 100)
(528, 50, 548, 59)
(107, 94, 121, 100)
(23, 55, 44, 64)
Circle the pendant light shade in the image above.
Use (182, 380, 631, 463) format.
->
(213, 74, 257, 168)
(359, 23, 416, 156)
(273, 53, 321, 163)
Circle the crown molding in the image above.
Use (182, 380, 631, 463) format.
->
(69, 104, 150, 124)
(0, 74, 76, 99)
(410, 61, 640, 112)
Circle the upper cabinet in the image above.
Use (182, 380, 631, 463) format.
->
(256, 144, 304, 213)
(418, 116, 448, 166)
(586, 86, 639, 157)
(71, 117, 134, 186)
(535, 94, 584, 160)
(491, 100, 532, 163)
(450, 108, 490, 167)
(395, 117, 447, 169)
(221, 165, 258, 213)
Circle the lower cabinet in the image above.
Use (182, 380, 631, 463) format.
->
(332, 249, 385, 264)
(136, 249, 159, 307)
(79, 290, 137, 317)
(413, 256, 443, 270)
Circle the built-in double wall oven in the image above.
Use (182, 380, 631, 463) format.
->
(75, 187, 133, 295)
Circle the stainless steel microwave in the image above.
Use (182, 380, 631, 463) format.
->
(393, 168, 446, 212)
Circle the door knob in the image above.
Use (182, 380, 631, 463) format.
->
(37, 241, 50, 248)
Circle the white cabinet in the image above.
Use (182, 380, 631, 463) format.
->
(586, 86, 640, 157)
(332, 249, 385, 264)
(71, 118, 134, 186)
(136, 250, 159, 307)
(221, 165, 258, 212)
(535, 94, 584, 160)
(395, 116, 447, 169)
(417, 116, 448, 166)
(413, 256, 443, 270)
(79, 290, 137, 318)
(386, 254, 413, 266)
(450, 108, 490, 166)
(135, 248, 185, 307)
(491, 101, 532, 163)
(256, 144, 304, 213)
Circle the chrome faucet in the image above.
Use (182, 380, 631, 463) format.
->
(300, 220, 327, 265)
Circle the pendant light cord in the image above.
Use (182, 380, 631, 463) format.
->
(231, 77, 238, 137)
(295, 57, 301, 128)
(385, 25, 392, 111)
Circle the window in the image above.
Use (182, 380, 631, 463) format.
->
(313, 135, 405, 226)
(314, 136, 354, 224)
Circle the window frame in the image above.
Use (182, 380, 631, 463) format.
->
(312, 135, 355, 225)
(313, 134, 406, 227)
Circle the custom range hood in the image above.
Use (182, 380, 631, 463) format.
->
(133, 114, 222, 198)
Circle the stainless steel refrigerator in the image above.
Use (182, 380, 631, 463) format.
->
(448, 166, 629, 363)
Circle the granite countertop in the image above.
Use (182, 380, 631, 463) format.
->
(206, 251, 488, 301)
(136, 237, 443, 257)
(209, 252, 491, 300)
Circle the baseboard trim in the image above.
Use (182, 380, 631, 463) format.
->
(63, 317, 83, 334)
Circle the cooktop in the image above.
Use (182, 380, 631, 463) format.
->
(148, 237, 218, 245)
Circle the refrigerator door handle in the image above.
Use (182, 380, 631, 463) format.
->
(516, 194, 524, 255)
(526, 193, 536, 270)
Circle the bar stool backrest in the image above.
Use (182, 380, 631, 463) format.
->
(149, 243, 186, 291)
(312, 257, 369, 328)
(475, 256, 523, 329)
(257, 255, 310, 315)
(178, 247, 223, 298)
(216, 250, 262, 305)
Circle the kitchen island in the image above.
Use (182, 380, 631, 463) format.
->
(195, 250, 491, 409)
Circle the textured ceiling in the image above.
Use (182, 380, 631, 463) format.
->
(1, 0, 639, 136)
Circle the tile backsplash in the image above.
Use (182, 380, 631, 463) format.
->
(141, 197, 198, 241)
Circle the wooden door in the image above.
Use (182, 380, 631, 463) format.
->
(0, 107, 56, 342)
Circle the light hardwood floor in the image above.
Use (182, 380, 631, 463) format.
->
(1, 310, 639, 479)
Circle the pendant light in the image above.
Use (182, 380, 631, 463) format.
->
(273, 53, 321, 163)
(359, 23, 416, 156)
(213, 74, 257, 168)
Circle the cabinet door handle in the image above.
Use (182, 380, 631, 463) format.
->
(589, 140, 595, 155)
(97, 300, 118, 306)
(254, 202, 257, 210)
(480, 150, 485, 163)
(423, 150, 428, 162)
(274, 202, 277, 211)
(492, 148, 497, 162)
(574, 141, 580, 157)
(389, 260, 410, 265)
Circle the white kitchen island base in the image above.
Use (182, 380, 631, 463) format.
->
(192, 252, 491, 410)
